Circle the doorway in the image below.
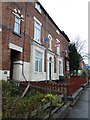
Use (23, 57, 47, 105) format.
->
(10, 49, 20, 80)
(49, 57, 52, 80)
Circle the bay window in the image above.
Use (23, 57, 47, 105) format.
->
(35, 50, 43, 72)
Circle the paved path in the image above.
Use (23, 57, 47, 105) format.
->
(67, 85, 89, 119)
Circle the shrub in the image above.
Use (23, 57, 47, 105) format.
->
(81, 71, 88, 78)
(41, 94, 63, 107)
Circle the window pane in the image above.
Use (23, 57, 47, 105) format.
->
(35, 3, 41, 13)
(35, 58, 38, 71)
(57, 47, 60, 54)
(35, 50, 43, 72)
(34, 21, 41, 42)
(15, 16, 20, 24)
(39, 59, 42, 72)
(14, 23, 19, 33)
(59, 65, 60, 74)
(59, 61, 62, 74)
(37, 29, 40, 42)
(14, 16, 20, 34)
(34, 27, 37, 40)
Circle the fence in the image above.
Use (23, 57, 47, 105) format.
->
(31, 77, 87, 96)
(66, 77, 87, 95)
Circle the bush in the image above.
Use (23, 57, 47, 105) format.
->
(2, 81, 45, 118)
(41, 94, 63, 107)
(81, 71, 88, 78)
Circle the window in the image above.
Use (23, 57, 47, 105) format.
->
(34, 17, 41, 43)
(35, 50, 43, 72)
(14, 14, 21, 34)
(56, 39, 60, 55)
(56, 29, 60, 35)
(66, 61, 69, 71)
(58, 60, 62, 75)
(57, 47, 60, 55)
(48, 34, 52, 50)
(48, 40, 52, 50)
(35, 3, 41, 14)
(65, 49, 68, 57)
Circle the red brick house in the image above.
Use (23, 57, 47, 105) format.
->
(1, 2, 70, 82)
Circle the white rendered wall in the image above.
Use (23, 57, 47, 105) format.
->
(30, 43, 46, 81)
(13, 61, 30, 81)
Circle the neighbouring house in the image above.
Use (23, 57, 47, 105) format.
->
(1, 2, 70, 82)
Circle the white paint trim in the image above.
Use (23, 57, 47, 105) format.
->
(48, 50, 55, 56)
(13, 61, 23, 64)
(9, 43, 23, 52)
(34, 16, 42, 26)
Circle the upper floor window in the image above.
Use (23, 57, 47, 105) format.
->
(57, 47, 60, 55)
(66, 61, 69, 71)
(48, 34, 52, 50)
(34, 17, 42, 43)
(65, 49, 68, 57)
(13, 9, 24, 35)
(56, 29, 60, 35)
(56, 39, 60, 55)
(35, 3, 42, 14)
(48, 40, 52, 50)
(35, 50, 43, 72)
(14, 14, 21, 34)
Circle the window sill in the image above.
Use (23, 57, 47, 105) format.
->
(34, 71, 43, 74)
(13, 31, 22, 38)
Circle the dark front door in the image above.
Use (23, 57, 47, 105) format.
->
(49, 62, 51, 80)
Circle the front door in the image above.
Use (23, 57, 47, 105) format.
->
(49, 62, 51, 80)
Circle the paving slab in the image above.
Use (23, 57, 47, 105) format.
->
(66, 86, 89, 118)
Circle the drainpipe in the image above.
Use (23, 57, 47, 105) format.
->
(22, 2, 27, 82)
(21, 3, 30, 98)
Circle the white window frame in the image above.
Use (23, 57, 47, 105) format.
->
(66, 61, 69, 71)
(58, 60, 62, 75)
(48, 40, 52, 50)
(35, 50, 43, 72)
(35, 3, 42, 14)
(57, 47, 60, 55)
(34, 17, 42, 43)
(48, 34, 52, 50)
(14, 14, 21, 34)
(56, 39, 60, 55)
(65, 49, 68, 57)
(56, 29, 60, 35)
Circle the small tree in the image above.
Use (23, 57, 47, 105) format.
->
(68, 43, 81, 75)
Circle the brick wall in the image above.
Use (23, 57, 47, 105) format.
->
(2, 2, 69, 75)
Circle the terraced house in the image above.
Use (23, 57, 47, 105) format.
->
(1, 2, 70, 82)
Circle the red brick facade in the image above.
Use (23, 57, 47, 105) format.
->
(1, 2, 70, 81)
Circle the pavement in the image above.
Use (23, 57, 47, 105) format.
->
(66, 84, 89, 119)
